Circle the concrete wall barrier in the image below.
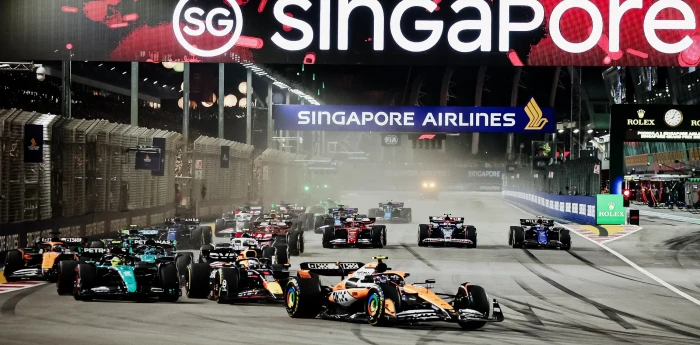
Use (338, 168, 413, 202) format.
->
(503, 189, 596, 225)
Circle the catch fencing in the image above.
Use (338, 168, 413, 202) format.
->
(0, 108, 299, 251)
(504, 157, 602, 197)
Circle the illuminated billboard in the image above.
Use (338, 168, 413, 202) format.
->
(0, 0, 698, 66)
(274, 98, 555, 132)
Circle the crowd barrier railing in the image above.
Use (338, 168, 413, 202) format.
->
(503, 188, 597, 225)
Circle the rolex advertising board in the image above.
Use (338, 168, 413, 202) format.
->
(596, 194, 626, 225)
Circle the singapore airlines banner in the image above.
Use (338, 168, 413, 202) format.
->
(1, 0, 699, 66)
(274, 98, 555, 133)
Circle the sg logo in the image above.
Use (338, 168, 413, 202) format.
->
(172, 0, 244, 57)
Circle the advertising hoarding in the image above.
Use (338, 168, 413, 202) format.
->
(1, 0, 698, 66)
(596, 194, 626, 225)
(274, 98, 555, 132)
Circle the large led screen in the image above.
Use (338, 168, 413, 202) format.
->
(0, 0, 698, 66)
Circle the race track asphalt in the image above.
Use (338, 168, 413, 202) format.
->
(1, 191, 700, 345)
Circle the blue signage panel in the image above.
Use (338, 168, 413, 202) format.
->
(275, 98, 554, 133)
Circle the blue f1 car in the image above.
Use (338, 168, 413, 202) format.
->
(509, 217, 571, 250)
(369, 201, 412, 223)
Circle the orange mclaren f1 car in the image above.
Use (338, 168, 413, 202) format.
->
(284, 256, 504, 329)
(3, 234, 85, 282)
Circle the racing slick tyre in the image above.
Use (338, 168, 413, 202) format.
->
(371, 225, 386, 248)
(185, 263, 211, 299)
(288, 232, 300, 256)
(298, 232, 305, 254)
(368, 208, 380, 218)
(559, 229, 572, 251)
(191, 227, 202, 249)
(285, 277, 323, 318)
(214, 267, 240, 304)
(88, 240, 105, 248)
(57, 260, 79, 295)
(366, 284, 399, 326)
(74, 263, 96, 301)
(455, 285, 490, 330)
(158, 265, 180, 302)
(314, 215, 324, 232)
(3, 250, 23, 282)
(418, 224, 430, 247)
(275, 244, 290, 266)
(215, 219, 225, 234)
(200, 226, 213, 246)
(466, 226, 477, 248)
(262, 246, 277, 263)
(510, 226, 525, 248)
(175, 252, 193, 286)
(401, 208, 413, 223)
(322, 226, 334, 248)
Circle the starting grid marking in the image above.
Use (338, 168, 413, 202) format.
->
(0, 271, 47, 294)
(564, 224, 643, 244)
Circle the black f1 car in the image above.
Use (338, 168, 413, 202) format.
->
(509, 217, 571, 250)
(418, 215, 477, 248)
(369, 201, 412, 223)
(184, 245, 290, 303)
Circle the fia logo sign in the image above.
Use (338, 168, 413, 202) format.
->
(383, 134, 399, 146)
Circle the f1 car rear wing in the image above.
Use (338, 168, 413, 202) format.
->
(37, 237, 85, 244)
(428, 216, 465, 223)
(131, 239, 175, 247)
(329, 207, 358, 215)
(299, 262, 366, 276)
(380, 202, 404, 207)
(164, 218, 201, 225)
(79, 247, 110, 257)
(202, 248, 239, 261)
(520, 218, 554, 226)
(246, 206, 263, 215)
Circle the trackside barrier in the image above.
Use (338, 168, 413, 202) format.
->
(503, 189, 596, 225)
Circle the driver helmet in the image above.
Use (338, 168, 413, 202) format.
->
(144, 247, 157, 255)
(536, 216, 544, 225)
(111, 256, 123, 267)
(51, 244, 65, 253)
(247, 260, 260, 270)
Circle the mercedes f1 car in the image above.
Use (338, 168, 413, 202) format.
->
(320, 215, 386, 249)
(184, 245, 290, 303)
(71, 249, 181, 302)
(420, 181, 439, 200)
(3, 234, 85, 282)
(284, 256, 504, 329)
(369, 201, 412, 223)
(163, 217, 212, 249)
(509, 217, 571, 250)
(418, 215, 477, 248)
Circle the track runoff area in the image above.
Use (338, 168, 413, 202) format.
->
(1, 191, 699, 345)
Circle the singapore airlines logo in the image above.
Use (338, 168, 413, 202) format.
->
(524, 98, 548, 130)
(144, 154, 151, 163)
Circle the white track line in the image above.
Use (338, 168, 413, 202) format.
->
(505, 200, 700, 307)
